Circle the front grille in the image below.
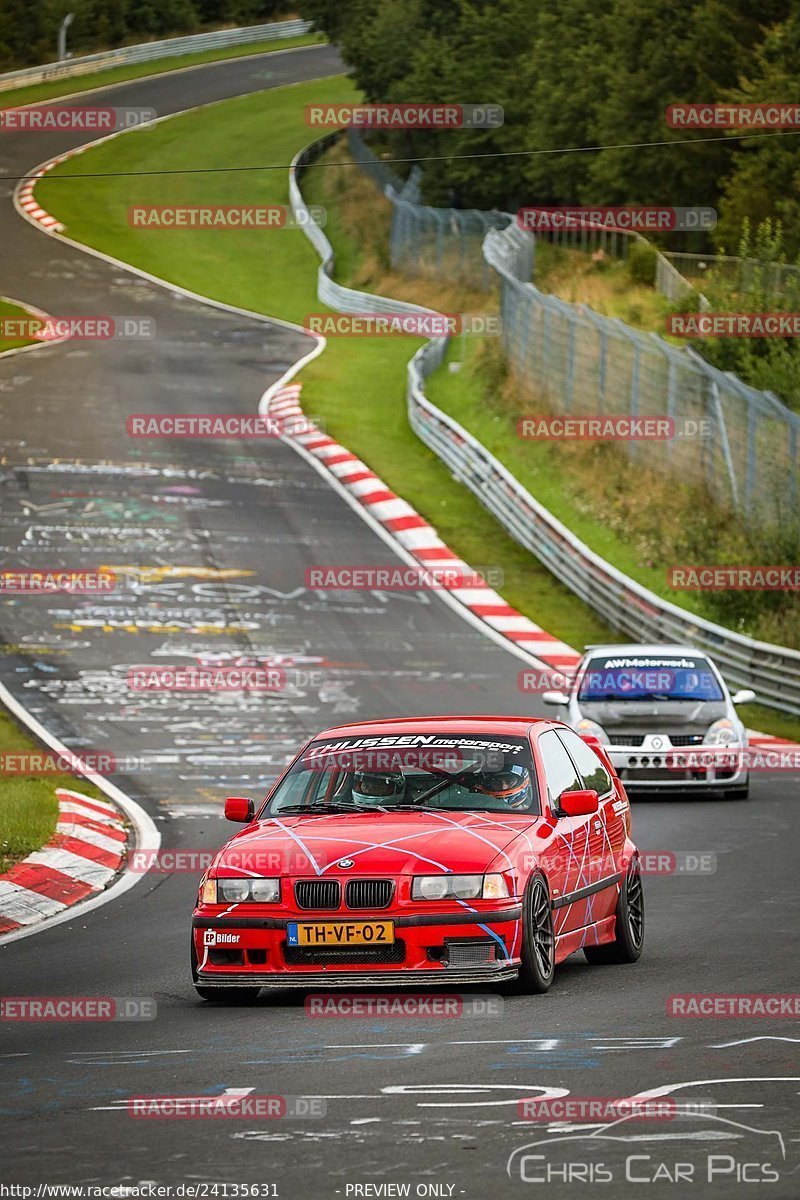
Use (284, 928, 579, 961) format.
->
(608, 733, 704, 748)
(346, 879, 394, 909)
(295, 880, 341, 910)
(283, 940, 406, 965)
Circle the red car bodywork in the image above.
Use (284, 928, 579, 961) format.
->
(191, 716, 638, 989)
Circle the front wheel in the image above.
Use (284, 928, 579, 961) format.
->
(517, 873, 555, 993)
(584, 857, 644, 965)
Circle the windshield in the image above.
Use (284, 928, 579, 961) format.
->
(578, 656, 724, 702)
(263, 733, 538, 815)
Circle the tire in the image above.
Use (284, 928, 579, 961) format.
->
(191, 936, 261, 1004)
(517, 873, 556, 993)
(725, 784, 750, 800)
(584, 857, 644, 965)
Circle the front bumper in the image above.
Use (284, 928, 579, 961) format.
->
(610, 745, 748, 791)
(192, 906, 522, 987)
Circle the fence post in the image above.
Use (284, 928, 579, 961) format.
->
(708, 377, 740, 510)
(565, 319, 576, 411)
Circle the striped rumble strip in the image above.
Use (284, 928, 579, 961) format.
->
(0, 788, 128, 935)
(269, 381, 581, 678)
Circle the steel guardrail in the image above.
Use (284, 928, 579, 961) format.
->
(292, 134, 800, 716)
(0, 19, 314, 93)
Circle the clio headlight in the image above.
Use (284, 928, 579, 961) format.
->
(703, 718, 739, 747)
(575, 718, 608, 744)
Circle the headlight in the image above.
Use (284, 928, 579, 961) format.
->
(575, 718, 608, 744)
(412, 873, 509, 901)
(704, 718, 739, 747)
(206, 878, 280, 903)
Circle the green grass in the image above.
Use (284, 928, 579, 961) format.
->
(0, 32, 327, 110)
(0, 298, 39, 354)
(35, 76, 800, 741)
(0, 712, 111, 874)
(39, 76, 609, 652)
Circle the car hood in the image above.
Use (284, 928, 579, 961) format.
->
(215, 810, 533, 876)
(581, 699, 727, 731)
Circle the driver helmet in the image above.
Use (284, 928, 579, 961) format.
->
(351, 770, 406, 807)
(475, 764, 532, 809)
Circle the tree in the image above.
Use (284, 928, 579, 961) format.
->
(715, 9, 800, 257)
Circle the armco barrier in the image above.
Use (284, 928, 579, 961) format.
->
(0, 19, 313, 93)
(408, 336, 800, 715)
(291, 134, 800, 717)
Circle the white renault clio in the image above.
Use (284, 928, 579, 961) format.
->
(543, 643, 755, 799)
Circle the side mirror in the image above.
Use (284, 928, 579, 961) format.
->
(731, 689, 756, 705)
(559, 789, 599, 817)
(542, 690, 570, 706)
(224, 796, 254, 823)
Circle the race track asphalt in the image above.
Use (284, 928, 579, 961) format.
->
(0, 44, 798, 1199)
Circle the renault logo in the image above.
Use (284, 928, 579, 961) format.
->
(337, 859, 355, 869)
(651, 737, 663, 749)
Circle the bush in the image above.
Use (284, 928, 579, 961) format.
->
(626, 241, 657, 286)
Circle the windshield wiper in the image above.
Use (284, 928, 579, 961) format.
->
(268, 803, 386, 816)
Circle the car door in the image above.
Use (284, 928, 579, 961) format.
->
(556, 727, 626, 923)
(534, 729, 594, 935)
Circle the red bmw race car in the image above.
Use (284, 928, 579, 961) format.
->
(191, 716, 644, 999)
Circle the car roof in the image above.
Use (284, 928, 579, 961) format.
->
(314, 715, 551, 739)
(581, 643, 712, 658)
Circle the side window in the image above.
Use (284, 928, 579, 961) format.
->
(557, 728, 613, 797)
(537, 730, 581, 810)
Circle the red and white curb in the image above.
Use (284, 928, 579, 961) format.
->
(0, 788, 128, 936)
(15, 151, 84, 232)
(268, 381, 580, 675)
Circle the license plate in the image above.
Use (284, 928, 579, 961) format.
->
(286, 920, 394, 947)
